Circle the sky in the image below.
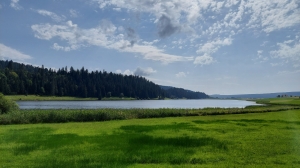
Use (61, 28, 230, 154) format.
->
(0, 0, 299, 95)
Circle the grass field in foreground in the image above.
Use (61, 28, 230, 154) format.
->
(1, 110, 300, 167)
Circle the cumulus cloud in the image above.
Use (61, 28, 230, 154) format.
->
(69, 9, 79, 18)
(254, 50, 268, 63)
(93, 0, 300, 42)
(246, 0, 300, 33)
(122, 44, 193, 64)
(30, 0, 300, 66)
(10, 0, 22, 10)
(176, 72, 186, 78)
(112, 8, 121, 11)
(36, 9, 65, 22)
(270, 40, 300, 64)
(0, 43, 32, 61)
(194, 38, 232, 64)
(134, 67, 156, 76)
(93, 0, 206, 37)
(52, 43, 80, 51)
(197, 38, 232, 54)
(194, 54, 214, 65)
(31, 20, 193, 64)
(116, 69, 133, 75)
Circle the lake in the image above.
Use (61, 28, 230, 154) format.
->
(17, 99, 260, 109)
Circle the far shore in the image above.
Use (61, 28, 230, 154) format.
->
(6, 95, 167, 101)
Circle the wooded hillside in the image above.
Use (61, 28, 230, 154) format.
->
(0, 60, 209, 99)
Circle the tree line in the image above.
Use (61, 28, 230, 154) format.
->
(0, 60, 208, 99)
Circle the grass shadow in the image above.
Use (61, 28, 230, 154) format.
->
(119, 122, 204, 133)
(2, 124, 229, 167)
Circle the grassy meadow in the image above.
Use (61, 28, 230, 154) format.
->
(255, 97, 300, 106)
(1, 110, 300, 167)
(0, 97, 300, 167)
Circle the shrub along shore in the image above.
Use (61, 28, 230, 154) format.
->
(1, 105, 299, 125)
(1, 97, 299, 125)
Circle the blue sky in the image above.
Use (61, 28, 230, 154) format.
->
(0, 0, 299, 95)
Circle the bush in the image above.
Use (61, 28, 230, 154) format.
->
(0, 93, 19, 114)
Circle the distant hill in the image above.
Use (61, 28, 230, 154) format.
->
(210, 92, 300, 99)
(160, 85, 209, 99)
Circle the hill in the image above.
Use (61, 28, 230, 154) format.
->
(0, 60, 209, 99)
(210, 92, 300, 99)
(160, 85, 209, 99)
(0, 60, 164, 99)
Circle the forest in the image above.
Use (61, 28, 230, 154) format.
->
(0, 60, 209, 99)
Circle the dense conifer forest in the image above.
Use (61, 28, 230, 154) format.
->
(0, 60, 209, 99)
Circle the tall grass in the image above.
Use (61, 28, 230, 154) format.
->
(1, 105, 299, 125)
(1, 110, 300, 167)
(6, 95, 98, 101)
(6, 95, 138, 101)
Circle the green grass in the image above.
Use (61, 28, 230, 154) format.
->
(1, 105, 299, 125)
(0, 110, 300, 167)
(6, 95, 99, 101)
(255, 97, 300, 106)
(101, 97, 137, 101)
(5, 95, 140, 101)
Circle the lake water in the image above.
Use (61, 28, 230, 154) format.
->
(17, 99, 260, 109)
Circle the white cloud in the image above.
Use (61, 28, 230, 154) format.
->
(270, 40, 300, 64)
(176, 72, 186, 78)
(0, 43, 32, 61)
(254, 50, 268, 63)
(36, 9, 65, 22)
(29, 0, 300, 66)
(69, 9, 79, 18)
(112, 8, 121, 11)
(246, 0, 300, 33)
(270, 62, 283, 67)
(257, 50, 263, 55)
(278, 69, 300, 75)
(93, 0, 215, 37)
(31, 21, 79, 41)
(134, 67, 156, 76)
(121, 44, 193, 64)
(116, 69, 133, 75)
(195, 37, 232, 64)
(260, 41, 269, 47)
(93, 0, 300, 37)
(52, 43, 80, 51)
(10, 0, 22, 10)
(224, 0, 239, 8)
(284, 40, 294, 44)
(194, 54, 214, 65)
(31, 20, 193, 64)
(197, 37, 232, 54)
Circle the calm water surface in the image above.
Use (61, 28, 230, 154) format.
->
(17, 99, 259, 109)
